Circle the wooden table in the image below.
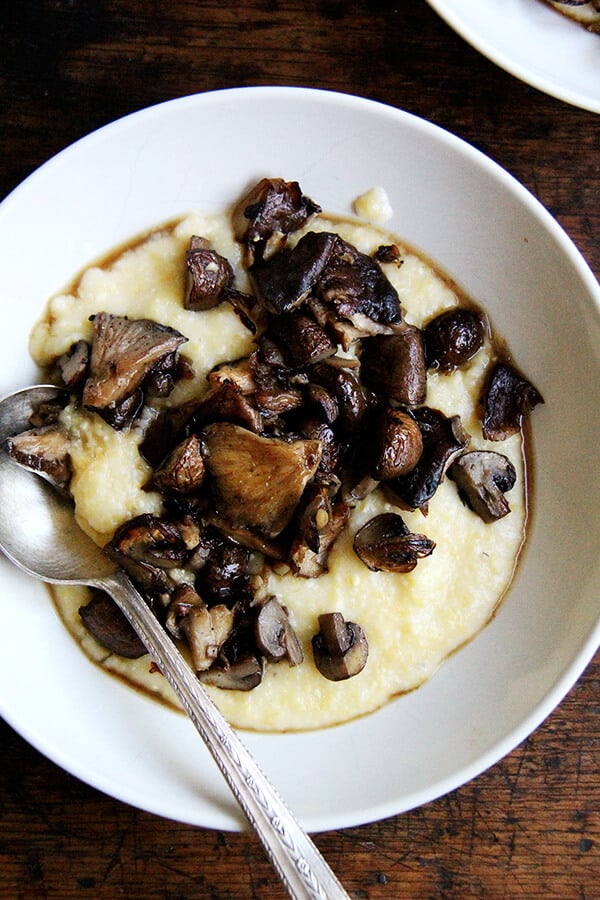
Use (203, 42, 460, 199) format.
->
(1, 3, 598, 897)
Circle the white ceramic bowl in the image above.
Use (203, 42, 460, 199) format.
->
(0, 87, 598, 832)
(427, 0, 600, 114)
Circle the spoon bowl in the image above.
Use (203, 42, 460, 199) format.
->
(0, 385, 349, 900)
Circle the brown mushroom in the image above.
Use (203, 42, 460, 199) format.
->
(250, 230, 337, 314)
(56, 339, 90, 388)
(232, 177, 321, 265)
(353, 512, 435, 573)
(78, 588, 147, 659)
(200, 423, 322, 538)
(360, 327, 427, 407)
(184, 235, 234, 310)
(449, 450, 517, 522)
(289, 485, 350, 578)
(254, 596, 304, 666)
(386, 407, 470, 512)
(104, 514, 187, 594)
(311, 612, 368, 681)
(4, 424, 72, 494)
(199, 655, 264, 691)
(151, 434, 206, 495)
(82, 313, 188, 413)
(264, 310, 336, 368)
(317, 235, 403, 327)
(371, 407, 423, 480)
(424, 308, 485, 370)
(310, 362, 368, 432)
(481, 361, 544, 441)
(165, 584, 235, 673)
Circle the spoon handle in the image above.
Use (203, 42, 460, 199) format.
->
(102, 568, 350, 900)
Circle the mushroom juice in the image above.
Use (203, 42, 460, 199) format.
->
(17, 179, 542, 731)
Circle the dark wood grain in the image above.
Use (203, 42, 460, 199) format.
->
(1, 2, 598, 897)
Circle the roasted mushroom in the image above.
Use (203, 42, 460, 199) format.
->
(4, 424, 72, 494)
(371, 407, 423, 480)
(184, 235, 234, 310)
(79, 588, 147, 659)
(104, 514, 187, 594)
(199, 655, 264, 691)
(56, 339, 90, 388)
(254, 596, 304, 665)
(360, 327, 427, 406)
(150, 434, 206, 494)
(264, 311, 336, 368)
(166, 584, 235, 673)
(200, 423, 322, 538)
(232, 177, 321, 265)
(250, 230, 337, 314)
(424, 308, 485, 371)
(353, 512, 435, 573)
(386, 407, 470, 511)
(449, 450, 517, 522)
(289, 485, 350, 578)
(481, 361, 544, 441)
(311, 612, 368, 681)
(82, 312, 188, 415)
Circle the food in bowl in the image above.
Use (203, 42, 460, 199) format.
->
(6, 178, 543, 731)
(543, 0, 600, 31)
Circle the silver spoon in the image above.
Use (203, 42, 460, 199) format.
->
(0, 385, 350, 900)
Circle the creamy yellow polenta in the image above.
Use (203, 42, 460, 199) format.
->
(29, 209, 527, 732)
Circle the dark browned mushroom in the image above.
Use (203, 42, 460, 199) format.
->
(310, 362, 368, 432)
(4, 424, 72, 494)
(151, 434, 206, 495)
(311, 612, 368, 681)
(386, 407, 470, 511)
(264, 311, 336, 368)
(79, 588, 147, 658)
(250, 230, 337, 314)
(353, 512, 435, 572)
(104, 514, 187, 594)
(289, 485, 350, 578)
(193, 529, 253, 606)
(200, 423, 322, 538)
(360, 327, 427, 406)
(371, 407, 423, 480)
(186, 381, 262, 433)
(184, 235, 234, 310)
(424, 308, 485, 371)
(254, 596, 304, 665)
(232, 177, 321, 265)
(449, 450, 517, 522)
(481, 361, 544, 441)
(82, 313, 188, 413)
(317, 235, 403, 328)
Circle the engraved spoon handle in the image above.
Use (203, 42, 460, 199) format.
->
(101, 568, 350, 900)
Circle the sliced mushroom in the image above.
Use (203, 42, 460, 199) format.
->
(4, 424, 72, 494)
(289, 485, 350, 578)
(200, 423, 322, 538)
(82, 313, 188, 412)
(104, 514, 187, 594)
(184, 235, 234, 310)
(311, 612, 368, 681)
(166, 584, 235, 673)
(386, 407, 470, 511)
(449, 450, 517, 522)
(254, 596, 304, 665)
(199, 654, 264, 691)
(194, 530, 252, 606)
(151, 434, 205, 494)
(353, 512, 435, 572)
(481, 361, 544, 441)
(232, 177, 321, 265)
(424, 308, 485, 371)
(371, 407, 423, 480)
(78, 588, 147, 659)
(360, 327, 427, 406)
(186, 381, 262, 433)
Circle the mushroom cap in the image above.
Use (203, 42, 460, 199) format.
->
(311, 612, 368, 681)
(449, 450, 517, 523)
(353, 512, 435, 573)
(200, 423, 322, 538)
